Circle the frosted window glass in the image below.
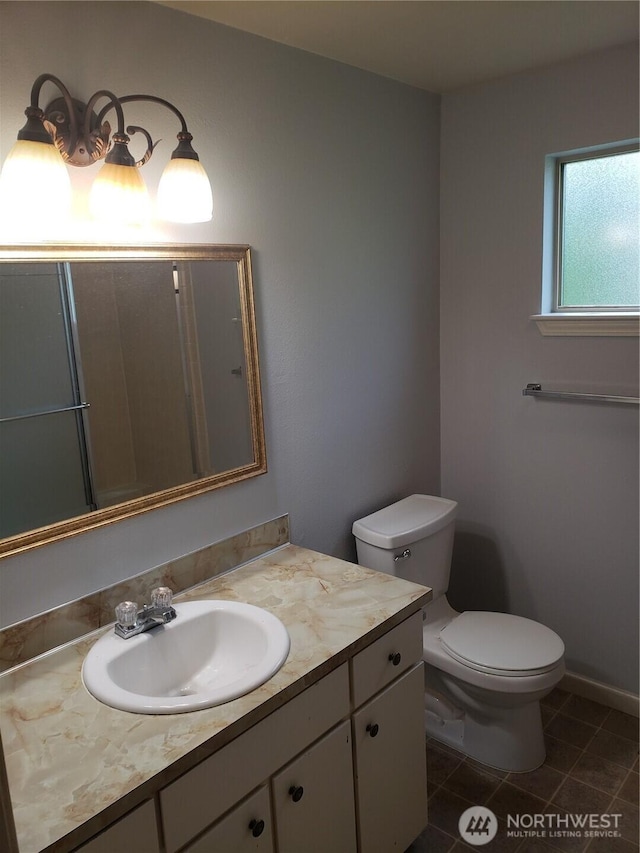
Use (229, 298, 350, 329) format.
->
(560, 150, 639, 308)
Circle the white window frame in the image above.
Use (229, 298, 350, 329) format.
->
(533, 141, 639, 337)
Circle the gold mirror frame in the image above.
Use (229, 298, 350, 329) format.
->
(0, 244, 266, 559)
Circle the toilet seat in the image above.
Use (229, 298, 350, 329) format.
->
(440, 611, 565, 677)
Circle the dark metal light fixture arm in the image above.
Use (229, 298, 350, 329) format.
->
(19, 73, 79, 155)
(124, 126, 158, 167)
(97, 94, 190, 135)
(29, 73, 74, 114)
(97, 94, 200, 164)
(84, 89, 127, 139)
(81, 89, 138, 167)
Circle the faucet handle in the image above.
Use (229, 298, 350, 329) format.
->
(151, 586, 173, 608)
(115, 600, 138, 628)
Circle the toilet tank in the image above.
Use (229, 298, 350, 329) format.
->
(352, 495, 458, 599)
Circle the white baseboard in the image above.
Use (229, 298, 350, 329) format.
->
(560, 671, 639, 718)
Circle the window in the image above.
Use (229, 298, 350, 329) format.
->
(536, 143, 640, 336)
(558, 147, 639, 311)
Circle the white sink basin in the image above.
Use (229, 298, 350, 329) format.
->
(82, 600, 290, 714)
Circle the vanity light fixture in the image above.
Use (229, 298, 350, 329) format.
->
(0, 73, 213, 226)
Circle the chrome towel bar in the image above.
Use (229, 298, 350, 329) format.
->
(523, 384, 639, 406)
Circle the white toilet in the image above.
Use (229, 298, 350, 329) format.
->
(352, 494, 565, 772)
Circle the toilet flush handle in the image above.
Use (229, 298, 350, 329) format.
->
(393, 549, 411, 562)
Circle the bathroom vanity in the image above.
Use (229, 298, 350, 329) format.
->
(0, 544, 431, 853)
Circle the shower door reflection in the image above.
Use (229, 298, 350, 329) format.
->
(0, 245, 266, 558)
(0, 255, 257, 543)
(0, 264, 94, 538)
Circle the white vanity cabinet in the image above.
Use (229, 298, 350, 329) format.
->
(175, 720, 357, 853)
(159, 665, 352, 853)
(71, 609, 427, 853)
(74, 800, 160, 853)
(350, 610, 428, 853)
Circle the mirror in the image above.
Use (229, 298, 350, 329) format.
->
(0, 245, 266, 558)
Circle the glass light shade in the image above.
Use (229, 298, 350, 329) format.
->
(89, 162, 151, 225)
(157, 157, 213, 223)
(0, 139, 71, 222)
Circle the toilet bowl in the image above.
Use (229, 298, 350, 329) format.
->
(422, 595, 564, 770)
(352, 495, 565, 772)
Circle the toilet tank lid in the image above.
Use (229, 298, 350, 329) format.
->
(352, 494, 458, 549)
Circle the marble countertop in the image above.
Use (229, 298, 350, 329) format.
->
(0, 544, 431, 853)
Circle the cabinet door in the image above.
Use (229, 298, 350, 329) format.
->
(353, 663, 427, 853)
(74, 800, 159, 853)
(272, 721, 357, 853)
(183, 785, 273, 853)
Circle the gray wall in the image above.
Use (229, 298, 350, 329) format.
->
(440, 44, 639, 693)
(0, 1, 441, 625)
(1, 3, 637, 698)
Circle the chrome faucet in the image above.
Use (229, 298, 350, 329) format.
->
(114, 587, 177, 638)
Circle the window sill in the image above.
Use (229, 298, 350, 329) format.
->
(532, 313, 640, 337)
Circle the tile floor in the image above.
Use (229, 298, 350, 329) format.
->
(407, 688, 639, 852)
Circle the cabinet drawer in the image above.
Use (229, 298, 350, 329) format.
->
(272, 721, 357, 853)
(74, 800, 159, 853)
(350, 610, 423, 708)
(183, 785, 273, 853)
(161, 663, 349, 853)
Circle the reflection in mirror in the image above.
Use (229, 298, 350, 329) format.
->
(0, 246, 266, 557)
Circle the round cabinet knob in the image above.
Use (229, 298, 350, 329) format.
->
(115, 601, 137, 628)
(388, 652, 402, 666)
(366, 723, 379, 738)
(289, 785, 304, 802)
(249, 819, 265, 838)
